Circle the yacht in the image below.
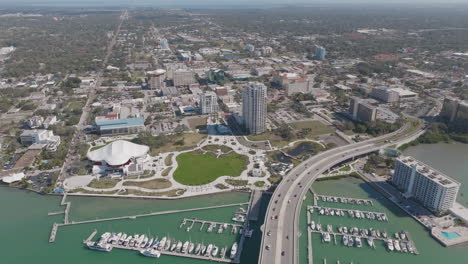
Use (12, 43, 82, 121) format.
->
(322, 233, 331, 243)
(310, 221, 316, 230)
(342, 235, 349, 246)
(205, 244, 213, 256)
(218, 225, 224, 234)
(158, 237, 167, 250)
(382, 230, 388, 238)
(86, 241, 112, 252)
(316, 223, 322, 231)
(164, 239, 171, 251)
(140, 248, 161, 258)
(343, 227, 348, 234)
(387, 239, 394, 251)
(395, 233, 400, 240)
(400, 232, 407, 240)
(176, 241, 183, 252)
(182, 241, 189, 253)
(123, 236, 132, 246)
(401, 241, 408, 253)
(348, 236, 354, 247)
(327, 225, 333, 233)
(146, 238, 154, 248)
(355, 237, 362, 248)
(394, 240, 401, 251)
(170, 241, 177, 251)
(119, 234, 127, 245)
(188, 242, 195, 254)
(230, 242, 238, 258)
(200, 244, 207, 255)
(367, 237, 374, 248)
(207, 224, 215, 233)
(194, 243, 202, 255)
(140, 236, 148, 248)
(212, 246, 219, 257)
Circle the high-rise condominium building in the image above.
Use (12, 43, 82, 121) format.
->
(315, 46, 326, 60)
(242, 82, 267, 135)
(392, 156, 460, 214)
(200, 91, 219, 114)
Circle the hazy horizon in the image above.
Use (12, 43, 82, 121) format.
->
(0, 0, 468, 8)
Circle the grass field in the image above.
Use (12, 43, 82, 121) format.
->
(173, 152, 248, 185)
(246, 131, 290, 148)
(123, 178, 172, 190)
(290, 120, 333, 137)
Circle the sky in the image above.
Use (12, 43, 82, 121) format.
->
(0, 0, 467, 8)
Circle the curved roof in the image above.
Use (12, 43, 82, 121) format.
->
(87, 140, 149, 166)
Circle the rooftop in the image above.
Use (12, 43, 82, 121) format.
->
(87, 140, 149, 166)
(399, 156, 460, 188)
(95, 117, 144, 130)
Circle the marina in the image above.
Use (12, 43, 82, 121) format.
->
(83, 229, 242, 263)
(315, 194, 373, 206)
(309, 205, 389, 222)
(180, 218, 243, 234)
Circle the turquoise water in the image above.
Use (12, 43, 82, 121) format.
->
(0, 187, 265, 264)
(442, 232, 461, 240)
(299, 177, 468, 264)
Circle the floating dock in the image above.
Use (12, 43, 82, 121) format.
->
(315, 194, 373, 206)
(181, 218, 243, 233)
(247, 190, 262, 221)
(309, 205, 388, 222)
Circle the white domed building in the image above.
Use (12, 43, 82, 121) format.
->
(87, 140, 149, 177)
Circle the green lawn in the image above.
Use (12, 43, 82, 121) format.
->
(173, 152, 248, 185)
(290, 120, 333, 137)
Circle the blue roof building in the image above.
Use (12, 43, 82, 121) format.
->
(96, 117, 145, 135)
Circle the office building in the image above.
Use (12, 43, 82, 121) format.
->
(160, 38, 170, 50)
(173, 69, 195, 87)
(349, 97, 377, 122)
(20, 129, 61, 152)
(392, 156, 460, 214)
(440, 97, 468, 123)
(315, 46, 326, 60)
(206, 68, 225, 84)
(371, 87, 400, 103)
(147, 69, 166, 89)
(95, 117, 145, 135)
(242, 82, 267, 135)
(272, 71, 314, 96)
(200, 91, 219, 114)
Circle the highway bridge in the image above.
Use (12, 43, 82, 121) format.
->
(258, 121, 426, 264)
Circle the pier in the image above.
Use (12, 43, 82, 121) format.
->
(109, 243, 234, 263)
(307, 206, 313, 264)
(83, 229, 97, 243)
(247, 190, 262, 221)
(62, 202, 248, 226)
(49, 223, 58, 243)
(315, 194, 373, 206)
(181, 218, 243, 233)
(309, 205, 388, 222)
(47, 211, 65, 216)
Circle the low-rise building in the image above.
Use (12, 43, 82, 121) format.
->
(95, 117, 145, 135)
(20, 129, 61, 151)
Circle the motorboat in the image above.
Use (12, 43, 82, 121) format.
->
(230, 242, 238, 258)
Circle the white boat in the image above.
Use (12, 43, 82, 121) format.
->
(194, 243, 202, 255)
(218, 225, 224, 234)
(322, 233, 331, 243)
(348, 236, 354, 247)
(327, 224, 332, 232)
(182, 241, 189, 253)
(205, 244, 213, 256)
(212, 246, 219, 257)
(400, 232, 407, 240)
(176, 241, 183, 252)
(164, 239, 171, 251)
(146, 238, 154, 248)
(367, 237, 374, 248)
(188, 242, 195, 254)
(170, 241, 177, 251)
(387, 239, 394, 251)
(158, 237, 167, 250)
(316, 223, 322, 231)
(207, 224, 214, 233)
(401, 241, 408, 253)
(140, 236, 148, 248)
(343, 227, 348, 234)
(140, 248, 161, 258)
(394, 240, 401, 251)
(201, 244, 207, 255)
(230, 242, 238, 258)
(86, 241, 112, 252)
(119, 234, 127, 245)
(343, 235, 349, 246)
(310, 221, 316, 230)
(232, 226, 238, 234)
(123, 236, 132, 246)
(395, 233, 400, 239)
(355, 237, 362, 248)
